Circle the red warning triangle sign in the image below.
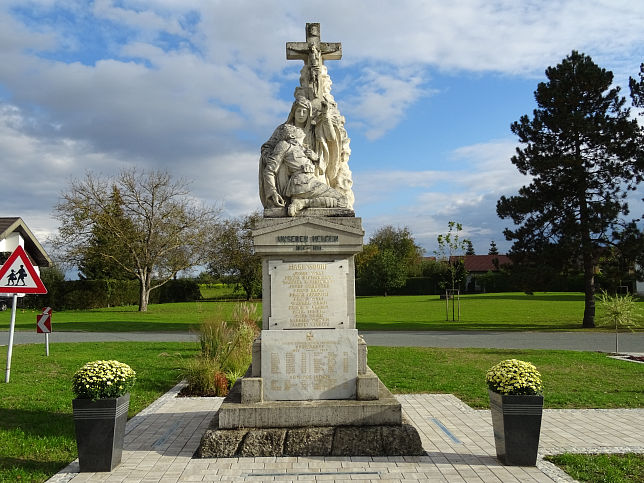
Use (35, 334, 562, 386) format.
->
(0, 245, 48, 294)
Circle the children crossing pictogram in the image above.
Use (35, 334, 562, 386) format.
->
(0, 246, 47, 294)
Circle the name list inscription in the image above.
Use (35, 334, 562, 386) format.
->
(261, 329, 358, 400)
(269, 260, 348, 329)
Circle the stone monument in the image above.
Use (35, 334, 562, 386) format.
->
(197, 23, 423, 457)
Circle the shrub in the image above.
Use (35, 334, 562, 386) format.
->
(199, 302, 259, 372)
(181, 356, 221, 396)
(598, 291, 643, 353)
(213, 371, 230, 397)
(183, 302, 259, 396)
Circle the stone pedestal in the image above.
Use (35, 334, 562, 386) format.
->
(197, 216, 424, 457)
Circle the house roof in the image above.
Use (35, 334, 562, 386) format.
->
(450, 254, 512, 272)
(0, 217, 52, 267)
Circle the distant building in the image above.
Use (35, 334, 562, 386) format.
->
(0, 217, 51, 268)
(0, 217, 51, 286)
(448, 254, 512, 292)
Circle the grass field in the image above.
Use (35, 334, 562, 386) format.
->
(1, 342, 642, 481)
(368, 347, 644, 408)
(545, 453, 644, 483)
(2, 292, 642, 332)
(0, 342, 198, 482)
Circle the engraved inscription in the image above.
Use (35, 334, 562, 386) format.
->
(261, 330, 358, 400)
(269, 260, 349, 329)
(276, 235, 339, 251)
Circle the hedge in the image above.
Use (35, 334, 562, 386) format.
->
(20, 278, 201, 310)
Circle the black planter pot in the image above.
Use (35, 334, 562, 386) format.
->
(488, 390, 543, 466)
(72, 393, 130, 472)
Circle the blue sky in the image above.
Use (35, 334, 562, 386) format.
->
(1, 0, 642, 259)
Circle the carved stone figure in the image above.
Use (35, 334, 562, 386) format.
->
(260, 23, 354, 216)
(262, 124, 347, 216)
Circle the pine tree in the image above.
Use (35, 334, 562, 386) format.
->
(629, 63, 644, 111)
(465, 240, 475, 256)
(488, 241, 499, 256)
(497, 51, 642, 328)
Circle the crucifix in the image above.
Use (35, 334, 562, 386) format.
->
(286, 23, 342, 63)
(286, 23, 342, 97)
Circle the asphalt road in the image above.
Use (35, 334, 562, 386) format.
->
(2, 330, 643, 353)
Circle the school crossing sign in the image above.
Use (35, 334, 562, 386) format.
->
(0, 245, 47, 295)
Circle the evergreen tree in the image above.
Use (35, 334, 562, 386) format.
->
(465, 240, 475, 256)
(488, 241, 499, 256)
(77, 187, 136, 280)
(629, 63, 644, 111)
(497, 51, 642, 328)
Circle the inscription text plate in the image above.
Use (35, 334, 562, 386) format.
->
(269, 260, 348, 329)
(261, 329, 357, 400)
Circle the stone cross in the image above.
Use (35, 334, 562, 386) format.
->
(286, 23, 342, 63)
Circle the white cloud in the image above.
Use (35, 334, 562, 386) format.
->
(355, 139, 529, 253)
(343, 66, 429, 140)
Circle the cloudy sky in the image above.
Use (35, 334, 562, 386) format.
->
(1, 0, 642, 260)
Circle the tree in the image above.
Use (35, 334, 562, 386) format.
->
(54, 168, 218, 311)
(357, 247, 408, 296)
(465, 240, 475, 256)
(77, 187, 136, 280)
(356, 225, 423, 296)
(630, 63, 644, 112)
(207, 212, 262, 300)
(488, 241, 499, 256)
(435, 221, 470, 320)
(435, 221, 470, 293)
(497, 51, 643, 327)
(598, 222, 644, 292)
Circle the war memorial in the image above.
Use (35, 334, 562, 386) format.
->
(197, 23, 424, 457)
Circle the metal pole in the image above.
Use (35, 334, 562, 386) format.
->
(45, 333, 50, 356)
(445, 290, 448, 321)
(5, 294, 18, 383)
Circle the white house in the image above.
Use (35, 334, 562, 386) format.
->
(0, 217, 51, 308)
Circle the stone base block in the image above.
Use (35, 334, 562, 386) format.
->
(221, 369, 400, 429)
(197, 420, 424, 458)
(240, 377, 263, 404)
(356, 369, 379, 401)
(197, 366, 425, 458)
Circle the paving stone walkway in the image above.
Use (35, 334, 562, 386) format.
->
(48, 383, 644, 483)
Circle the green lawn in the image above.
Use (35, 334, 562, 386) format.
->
(2, 292, 642, 332)
(368, 347, 644, 408)
(1, 342, 642, 481)
(545, 453, 644, 483)
(0, 300, 242, 332)
(0, 342, 198, 482)
(356, 292, 644, 331)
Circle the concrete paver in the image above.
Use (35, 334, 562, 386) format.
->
(47, 382, 644, 483)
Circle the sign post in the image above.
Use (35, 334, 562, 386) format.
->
(37, 307, 52, 356)
(0, 246, 48, 383)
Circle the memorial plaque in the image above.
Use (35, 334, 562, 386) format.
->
(269, 260, 349, 329)
(261, 329, 357, 400)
